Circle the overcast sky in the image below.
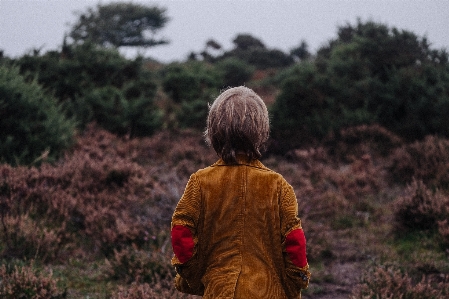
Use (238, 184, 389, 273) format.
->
(1, 0, 448, 63)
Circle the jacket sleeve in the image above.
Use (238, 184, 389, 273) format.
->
(280, 180, 311, 296)
(171, 173, 204, 295)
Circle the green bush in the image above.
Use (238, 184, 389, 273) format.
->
(161, 62, 219, 102)
(0, 65, 75, 165)
(84, 85, 162, 137)
(161, 62, 220, 129)
(15, 43, 161, 136)
(161, 64, 201, 104)
(86, 86, 129, 134)
(177, 99, 210, 129)
(215, 57, 255, 87)
(244, 48, 294, 69)
(269, 62, 329, 151)
(270, 20, 449, 152)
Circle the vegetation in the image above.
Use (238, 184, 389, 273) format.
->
(0, 65, 75, 165)
(270, 20, 449, 152)
(1, 9, 449, 298)
(13, 42, 162, 137)
(68, 2, 169, 48)
(0, 261, 67, 299)
(214, 57, 255, 88)
(0, 125, 448, 298)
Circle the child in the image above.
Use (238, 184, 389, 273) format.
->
(171, 86, 310, 298)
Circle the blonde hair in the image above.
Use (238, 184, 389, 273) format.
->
(205, 86, 269, 164)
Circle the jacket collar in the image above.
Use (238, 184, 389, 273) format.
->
(212, 154, 268, 170)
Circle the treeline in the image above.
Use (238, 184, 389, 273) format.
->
(1, 18, 449, 165)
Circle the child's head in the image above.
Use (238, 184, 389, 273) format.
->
(205, 86, 269, 164)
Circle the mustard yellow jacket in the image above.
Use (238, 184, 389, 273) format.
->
(171, 156, 311, 298)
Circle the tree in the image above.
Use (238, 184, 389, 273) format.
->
(290, 40, 311, 61)
(69, 2, 169, 48)
(232, 34, 265, 51)
(218, 34, 293, 69)
(199, 39, 223, 62)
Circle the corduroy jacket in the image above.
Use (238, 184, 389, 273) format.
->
(171, 156, 311, 298)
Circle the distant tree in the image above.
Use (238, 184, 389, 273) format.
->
(290, 40, 311, 61)
(205, 39, 222, 51)
(218, 33, 293, 69)
(232, 34, 265, 51)
(200, 39, 223, 62)
(68, 2, 169, 48)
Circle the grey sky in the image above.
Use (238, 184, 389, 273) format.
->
(1, 0, 448, 62)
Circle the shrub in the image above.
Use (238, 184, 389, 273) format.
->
(161, 64, 201, 104)
(351, 265, 449, 299)
(84, 85, 162, 137)
(0, 214, 62, 263)
(0, 261, 66, 299)
(112, 282, 156, 299)
(269, 62, 328, 152)
(109, 247, 194, 299)
(284, 145, 387, 216)
(15, 43, 161, 136)
(329, 154, 387, 204)
(161, 62, 219, 104)
(112, 280, 193, 299)
(301, 220, 333, 262)
(271, 20, 449, 152)
(389, 135, 449, 188)
(0, 65, 75, 165)
(0, 125, 168, 259)
(244, 48, 294, 69)
(105, 247, 173, 284)
(438, 219, 449, 249)
(393, 179, 449, 232)
(161, 62, 220, 129)
(215, 57, 255, 87)
(326, 124, 403, 161)
(177, 99, 209, 129)
(220, 34, 294, 69)
(0, 125, 217, 261)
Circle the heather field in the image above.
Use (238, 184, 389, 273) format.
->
(1, 124, 449, 298)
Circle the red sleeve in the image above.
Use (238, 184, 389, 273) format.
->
(171, 225, 194, 263)
(285, 228, 307, 268)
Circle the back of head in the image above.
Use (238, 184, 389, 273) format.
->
(205, 86, 270, 164)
